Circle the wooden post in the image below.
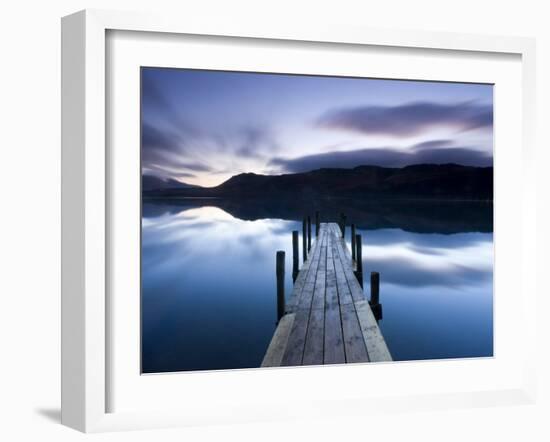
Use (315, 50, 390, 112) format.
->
(315, 211, 320, 237)
(370, 271, 382, 321)
(355, 234, 363, 287)
(302, 217, 307, 262)
(339, 213, 346, 237)
(276, 251, 285, 321)
(370, 271, 380, 305)
(341, 215, 346, 238)
(292, 231, 299, 282)
(351, 224, 356, 261)
(307, 216, 312, 251)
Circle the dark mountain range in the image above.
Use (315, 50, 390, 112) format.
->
(144, 164, 493, 200)
(142, 174, 199, 191)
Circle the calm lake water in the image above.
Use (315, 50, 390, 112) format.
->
(141, 199, 493, 373)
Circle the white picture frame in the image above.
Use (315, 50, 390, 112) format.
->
(61, 9, 537, 433)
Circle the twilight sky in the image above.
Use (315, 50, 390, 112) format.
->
(141, 68, 493, 187)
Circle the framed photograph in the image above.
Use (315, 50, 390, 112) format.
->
(61, 9, 537, 432)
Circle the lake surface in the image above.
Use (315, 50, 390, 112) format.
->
(141, 198, 493, 373)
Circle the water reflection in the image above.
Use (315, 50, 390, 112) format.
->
(355, 230, 493, 288)
(142, 199, 493, 373)
(143, 197, 493, 233)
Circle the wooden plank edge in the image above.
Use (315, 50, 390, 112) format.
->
(261, 313, 296, 367)
(329, 222, 353, 261)
(355, 300, 392, 362)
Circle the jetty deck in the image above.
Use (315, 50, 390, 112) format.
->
(262, 222, 392, 367)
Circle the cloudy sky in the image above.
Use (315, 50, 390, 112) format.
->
(141, 68, 493, 187)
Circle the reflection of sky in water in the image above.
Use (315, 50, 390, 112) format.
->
(142, 205, 300, 373)
(142, 203, 493, 373)
(347, 229, 493, 361)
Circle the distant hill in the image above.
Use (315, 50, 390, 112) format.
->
(142, 174, 200, 191)
(143, 164, 493, 200)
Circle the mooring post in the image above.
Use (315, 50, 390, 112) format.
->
(302, 217, 307, 262)
(307, 216, 312, 251)
(339, 213, 346, 237)
(355, 234, 363, 287)
(315, 211, 320, 237)
(351, 224, 356, 261)
(292, 231, 299, 282)
(370, 271, 380, 305)
(370, 271, 382, 321)
(276, 251, 285, 321)
(341, 215, 347, 238)
(342, 215, 348, 238)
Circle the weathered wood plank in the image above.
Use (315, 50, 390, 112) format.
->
(281, 309, 310, 366)
(298, 228, 326, 310)
(289, 234, 317, 291)
(355, 300, 392, 362)
(263, 223, 390, 367)
(330, 222, 353, 262)
(329, 222, 355, 268)
(297, 272, 318, 310)
(330, 229, 354, 305)
(261, 313, 296, 367)
(332, 254, 353, 304)
(311, 245, 327, 309)
(302, 308, 325, 365)
(322, 232, 346, 364)
(324, 305, 345, 364)
(340, 303, 369, 363)
(285, 225, 325, 311)
(325, 236, 339, 309)
(330, 226, 365, 303)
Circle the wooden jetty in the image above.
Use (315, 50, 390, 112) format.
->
(262, 222, 392, 367)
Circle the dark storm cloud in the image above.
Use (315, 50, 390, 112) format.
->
(269, 145, 493, 173)
(317, 101, 493, 137)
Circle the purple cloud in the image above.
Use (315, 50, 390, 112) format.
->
(269, 145, 492, 173)
(317, 101, 493, 137)
(412, 139, 454, 150)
